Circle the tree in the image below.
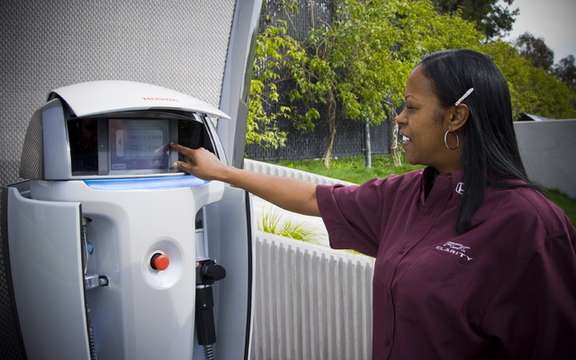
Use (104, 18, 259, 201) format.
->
(515, 32, 554, 71)
(554, 55, 576, 90)
(483, 40, 576, 119)
(431, 0, 518, 38)
(247, 22, 314, 149)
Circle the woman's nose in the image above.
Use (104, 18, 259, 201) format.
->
(394, 111, 404, 125)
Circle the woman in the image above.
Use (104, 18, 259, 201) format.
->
(172, 49, 576, 359)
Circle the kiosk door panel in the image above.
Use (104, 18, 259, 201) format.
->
(7, 187, 91, 360)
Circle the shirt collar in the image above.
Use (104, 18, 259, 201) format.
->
(420, 167, 465, 208)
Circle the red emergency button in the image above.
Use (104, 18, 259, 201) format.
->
(150, 253, 170, 271)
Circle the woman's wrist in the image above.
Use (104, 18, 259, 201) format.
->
(218, 165, 240, 184)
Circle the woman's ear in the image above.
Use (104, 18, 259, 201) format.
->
(447, 104, 470, 132)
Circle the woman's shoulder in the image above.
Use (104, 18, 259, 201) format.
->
(485, 185, 573, 238)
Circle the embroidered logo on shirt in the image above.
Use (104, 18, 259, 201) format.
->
(455, 182, 465, 195)
(435, 241, 473, 261)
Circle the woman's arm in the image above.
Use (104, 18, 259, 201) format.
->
(171, 144, 320, 216)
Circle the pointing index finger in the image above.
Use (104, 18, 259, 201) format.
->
(170, 143, 192, 155)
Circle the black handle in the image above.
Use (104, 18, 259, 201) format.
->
(196, 259, 226, 285)
(195, 259, 226, 346)
(195, 286, 216, 345)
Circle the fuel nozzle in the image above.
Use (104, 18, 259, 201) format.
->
(195, 259, 226, 359)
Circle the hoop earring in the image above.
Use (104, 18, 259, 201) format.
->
(443, 130, 460, 151)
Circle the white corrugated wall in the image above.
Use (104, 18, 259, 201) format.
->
(246, 160, 374, 360)
(251, 233, 374, 360)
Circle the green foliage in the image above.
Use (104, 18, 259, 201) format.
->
(431, 0, 519, 39)
(259, 212, 282, 234)
(483, 41, 576, 119)
(310, 0, 483, 124)
(247, 22, 310, 148)
(258, 212, 317, 242)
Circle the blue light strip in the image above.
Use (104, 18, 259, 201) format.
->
(84, 175, 207, 190)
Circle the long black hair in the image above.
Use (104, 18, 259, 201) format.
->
(419, 49, 533, 234)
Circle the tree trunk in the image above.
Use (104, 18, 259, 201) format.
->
(323, 89, 337, 168)
(364, 120, 372, 168)
(389, 107, 403, 167)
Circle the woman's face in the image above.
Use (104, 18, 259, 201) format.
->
(394, 66, 457, 171)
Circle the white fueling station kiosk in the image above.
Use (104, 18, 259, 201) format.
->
(5, 80, 252, 360)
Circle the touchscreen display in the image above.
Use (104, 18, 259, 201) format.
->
(109, 119, 170, 171)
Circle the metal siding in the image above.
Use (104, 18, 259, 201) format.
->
(251, 234, 374, 360)
(514, 120, 576, 198)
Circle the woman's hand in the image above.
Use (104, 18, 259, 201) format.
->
(170, 144, 229, 181)
(171, 144, 320, 216)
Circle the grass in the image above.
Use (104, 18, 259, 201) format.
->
(275, 154, 576, 225)
(258, 212, 317, 243)
(277, 154, 422, 184)
(543, 189, 576, 225)
(258, 210, 367, 255)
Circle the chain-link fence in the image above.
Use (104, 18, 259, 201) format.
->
(246, 111, 391, 161)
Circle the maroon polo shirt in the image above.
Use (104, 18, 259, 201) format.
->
(316, 167, 576, 360)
